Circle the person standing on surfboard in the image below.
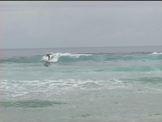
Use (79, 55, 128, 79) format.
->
(44, 54, 50, 67)
(46, 54, 50, 61)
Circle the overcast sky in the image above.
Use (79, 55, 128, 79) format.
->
(1, 1, 162, 49)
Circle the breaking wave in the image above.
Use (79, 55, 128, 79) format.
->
(152, 52, 162, 55)
(42, 53, 92, 62)
(1, 52, 162, 64)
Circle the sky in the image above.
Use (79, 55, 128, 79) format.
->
(1, 1, 162, 49)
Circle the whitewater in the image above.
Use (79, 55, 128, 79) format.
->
(1, 46, 162, 122)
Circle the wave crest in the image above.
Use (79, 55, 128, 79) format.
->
(42, 53, 92, 62)
(152, 52, 162, 55)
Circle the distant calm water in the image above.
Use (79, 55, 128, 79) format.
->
(1, 46, 162, 122)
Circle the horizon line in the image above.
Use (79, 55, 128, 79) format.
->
(1, 45, 162, 50)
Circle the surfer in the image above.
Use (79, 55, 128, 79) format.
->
(44, 54, 50, 67)
(46, 54, 50, 61)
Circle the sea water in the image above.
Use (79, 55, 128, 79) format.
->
(1, 46, 162, 122)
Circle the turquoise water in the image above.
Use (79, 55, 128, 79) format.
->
(1, 46, 162, 122)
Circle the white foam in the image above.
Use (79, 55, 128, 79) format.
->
(2, 78, 161, 101)
(42, 53, 92, 62)
(152, 52, 162, 55)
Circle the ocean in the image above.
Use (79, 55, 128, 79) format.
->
(1, 46, 162, 122)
